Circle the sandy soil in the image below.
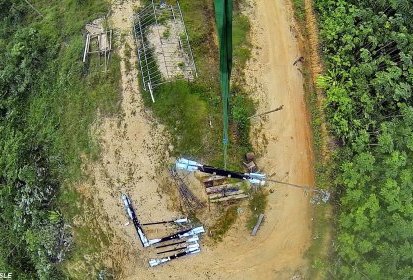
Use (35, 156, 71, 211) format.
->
(147, 20, 194, 80)
(77, 0, 179, 277)
(80, 0, 315, 279)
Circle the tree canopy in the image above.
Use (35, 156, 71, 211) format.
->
(316, 0, 413, 278)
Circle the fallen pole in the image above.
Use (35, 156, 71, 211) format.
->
(121, 194, 150, 247)
(210, 193, 249, 203)
(142, 218, 188, 226)
(157, 242, 199, 255)
(149, 226, 205, 246)
(157, 246, 186, 255)
(175, 158, 266, 185)
(155, 240, 186, 249)
(175, 159, 330, 202)
(149, 246, 201, 267)
(249, 105, 284, 119)
(155, 235, 199, 249)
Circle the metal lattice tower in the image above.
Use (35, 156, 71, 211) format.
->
(133, 0, 197, 101)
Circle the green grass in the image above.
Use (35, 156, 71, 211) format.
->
(24, 1, 121, 183)
(59, 195, 115, 279)
(148, 80, 210, 157)
(246, 190, 268, 229)
(124, 43, 132, 72)
(304, 57, 335, 280)
(209, 206, 239, 241)
(305, 89, 335, 280)
(233, 13, 252, 70)
(292, 0, 306, 23)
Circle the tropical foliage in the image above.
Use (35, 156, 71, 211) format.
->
(315, 0, 413, 278)
(0, 1, 119, 278)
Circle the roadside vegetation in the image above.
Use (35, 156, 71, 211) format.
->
(0, 1, 119, 278)
(315, 0, 413, 278)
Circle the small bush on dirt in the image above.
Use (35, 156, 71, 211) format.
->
(292, 0, 305, 22)
(247, 190, 268, 230)
(209, 206, 238, 241)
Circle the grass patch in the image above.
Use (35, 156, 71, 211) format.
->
(233, 13, 251, 69)
(292, 0, 306, 23)
(124, 42, 132, 72)
(226, 89, 256, 170)
(147, 80, 210, 157)
(59, 193, 115, 279)
(305, 86, 335, 280)
(246, 190, 268, 229)
(209, 206, 238, 241)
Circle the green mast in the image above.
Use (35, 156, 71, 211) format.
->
(214, 0, 233, 168)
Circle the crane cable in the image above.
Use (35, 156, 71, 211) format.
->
(266, 178, 325, 194)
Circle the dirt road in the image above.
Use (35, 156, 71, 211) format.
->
(83, 0, 314, 279)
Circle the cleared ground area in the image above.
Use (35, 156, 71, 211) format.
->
(84, 0, 315, 279)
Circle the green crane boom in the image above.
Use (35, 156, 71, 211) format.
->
(214, 0, 232, 168)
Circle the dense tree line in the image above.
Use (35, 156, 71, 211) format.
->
(315, 0, 413, 278)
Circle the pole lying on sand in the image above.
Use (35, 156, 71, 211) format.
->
(156, 241, 199, 255)
(141, 218, 189, 226)
(121, 193, 151, 247)
(148, 226, 205, 246)
(149, 245, 201, 267)
(155, 235, 199, 249)
(122, 194, 206, 247)
(174, 158, 330, 203)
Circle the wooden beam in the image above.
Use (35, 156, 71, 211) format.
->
(210, 194, 248, 203)
(208, 190, 245, 199)
(205, 183, 243, 194)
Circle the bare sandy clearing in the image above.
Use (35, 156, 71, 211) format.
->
(78, 0, 315, 279)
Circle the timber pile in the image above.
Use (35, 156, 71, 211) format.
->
(202, 177, 250, 203)
(203, 175, 226, 188)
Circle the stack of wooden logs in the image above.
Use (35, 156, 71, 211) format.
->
(203, 176, 249, 203)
